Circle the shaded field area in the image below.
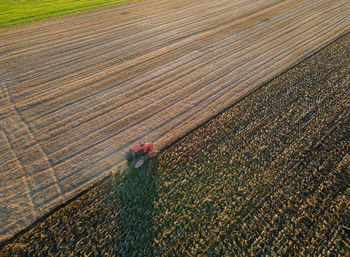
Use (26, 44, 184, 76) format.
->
(1, 32, 349, 256)
(1, 0, 349, 242)
(0, 0, 131, 28)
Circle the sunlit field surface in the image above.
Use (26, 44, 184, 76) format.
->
(0, 32, 348, 256)
(0, 0, 131, 28)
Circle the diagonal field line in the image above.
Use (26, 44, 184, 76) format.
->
(0, 0, 349, 244)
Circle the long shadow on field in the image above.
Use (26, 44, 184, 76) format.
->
(111, 159, 158, 256)
(0, 157, 159, 256)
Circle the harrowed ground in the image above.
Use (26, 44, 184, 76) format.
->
(1, 32, 349, 256)
(1, 0, 349, 244)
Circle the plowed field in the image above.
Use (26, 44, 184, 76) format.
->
(1, 0, 349, 244)
(1, 31, 349, 256)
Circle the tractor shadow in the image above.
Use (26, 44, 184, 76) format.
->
(109, 158, 158, 255)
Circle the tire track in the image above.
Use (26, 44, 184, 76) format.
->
(0, 0, 349, 245)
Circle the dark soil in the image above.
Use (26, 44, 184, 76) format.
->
(1, 33, 349, 256)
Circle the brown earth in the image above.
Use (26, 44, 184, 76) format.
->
(0, 30, 349, 256)
(0, 0, 350, 245)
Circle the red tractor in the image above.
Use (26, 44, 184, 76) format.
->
(124, 142, 156, 169)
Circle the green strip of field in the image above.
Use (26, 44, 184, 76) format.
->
(0, 0, 132, 28)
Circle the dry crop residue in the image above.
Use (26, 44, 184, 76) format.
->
(1, 0, 350, 243)
(1, 32, 349, 256)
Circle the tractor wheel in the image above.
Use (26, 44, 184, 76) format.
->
(124, 150, 134, 162)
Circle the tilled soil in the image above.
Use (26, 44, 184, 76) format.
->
(1, 0, 349, 242)
(1, 33, 349, 256)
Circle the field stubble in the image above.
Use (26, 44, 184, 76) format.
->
(0, 33, 349, 256)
